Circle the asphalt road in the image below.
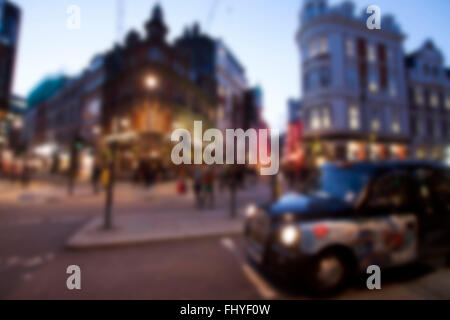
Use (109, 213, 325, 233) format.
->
(1, 184, 450, 300)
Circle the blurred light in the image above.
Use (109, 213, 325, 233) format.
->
(121, 118, 130, 129)
(34, 143, 57, 157)
(280, 225, 300, 246)
(93, 125, 101, 135)
(145, 75, 159, 90)
(246, 204, 258, 218)
(315, 156, 327, 168)
(12, 118, 23, 129)
(150, 150, 160, 159)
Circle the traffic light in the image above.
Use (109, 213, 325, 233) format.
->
(73, 135, 85, 151)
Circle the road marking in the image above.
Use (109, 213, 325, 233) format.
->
(6, 256, 20, 267)
(220, 237, 279, 300)
(3, 254, 54, 270)
(22, 256, 43, 268)
(241, 263, 278, 300)
(221, 237, 236, 251)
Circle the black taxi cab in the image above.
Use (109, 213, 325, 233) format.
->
(245, 161, 450, 295)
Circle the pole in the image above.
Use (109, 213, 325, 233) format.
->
(104, 142, 117, 230)
(230, 96, 238, 219)
(67, 138, 78, 196)
(230, 166, 237, 219)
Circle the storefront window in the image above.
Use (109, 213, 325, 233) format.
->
(348, 104, 359, 130)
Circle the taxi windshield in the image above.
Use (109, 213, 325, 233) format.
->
(310, 166, 372, 203)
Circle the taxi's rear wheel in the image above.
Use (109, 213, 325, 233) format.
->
(305, 249, 353, 296)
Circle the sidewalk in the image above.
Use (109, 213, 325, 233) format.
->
(66, 210, 244, 250)
(0, 180, 95, 204)
(66, 183, 271, 250)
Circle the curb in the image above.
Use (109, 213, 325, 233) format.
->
(66, 228, 243, 251)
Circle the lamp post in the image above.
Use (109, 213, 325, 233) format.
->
(103, 75, 159, 230)
(145, 74, 159, 90)
(104, 140, 117, 230)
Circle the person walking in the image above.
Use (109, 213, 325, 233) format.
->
(203, 168, 216, 209)
(193, 168, 204, 209)
(91, 160, 102, 195)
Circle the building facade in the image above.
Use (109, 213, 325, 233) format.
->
(405, 40, 450, 163)
(101, 5, 216, 175)
(285, 99, 304, 166)
(175, 25, 248, 131)
(23, 5, 231, 178)
(297, 0, 409, 165)
(23, 62, 104, 177)
(0, 0, 20, 153)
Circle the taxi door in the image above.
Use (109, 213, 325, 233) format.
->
(413, 168, 450, 258)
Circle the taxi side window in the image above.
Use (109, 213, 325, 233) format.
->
(433, 169, 450, 211)
(413, 168, 450, 215)
(368, 171, 412, 210)
(413, 169, 434, 202)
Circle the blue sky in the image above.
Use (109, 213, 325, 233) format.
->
(11, 0, 450, 131)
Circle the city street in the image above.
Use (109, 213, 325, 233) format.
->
(1, 180, 450, 300)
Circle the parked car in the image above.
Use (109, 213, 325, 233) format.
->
(245, 161, 450, 295)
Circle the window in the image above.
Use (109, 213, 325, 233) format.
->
(348, 104, 360, 130)
(442, 122, 448, 138)
(369, 172, 413, 210)
(415, 87, 424, 106)
(367, 44, 376, 62)
(304, 68, 331, 90)
(346, 66, 358, 89)
(320, 37, 328, 54)
(308, 37, 328, 59)
(310, 106, 331, 130)
(346, 38, 355, 57)
(389, 76, 397, 97)
(369, 73, 378, 93)
(391, 122, 401, 134)
(387, 49, 394, 64)
(310, 109, 321, 130)
(318, 166, 371, 203)
(319, 68, 331, 87)
(430, 92, 439, 108)
(391, 109, 401, 134)
(413, 169, 450, 214)
(426, 118, 433, 136)
(371, 119, 381, 132)
(434, 122, 441, 138)
(322, 107, 331, 129)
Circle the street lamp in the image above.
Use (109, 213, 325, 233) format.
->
(145, 74, 159, 90)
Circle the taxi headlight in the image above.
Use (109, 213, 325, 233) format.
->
(280, 225, 300, 246)
(246, 204, 258, 218)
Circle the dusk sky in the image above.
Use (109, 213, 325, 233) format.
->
(11, 0, 450, 131)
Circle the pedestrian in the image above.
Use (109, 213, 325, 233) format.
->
(193, 168, 204, 209)
(91, 159, 102, 194)
(177, 169, 187, 195)
(203, 168, 215, 209)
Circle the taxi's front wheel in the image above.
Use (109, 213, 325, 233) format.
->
(305, 249, 353, 296)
